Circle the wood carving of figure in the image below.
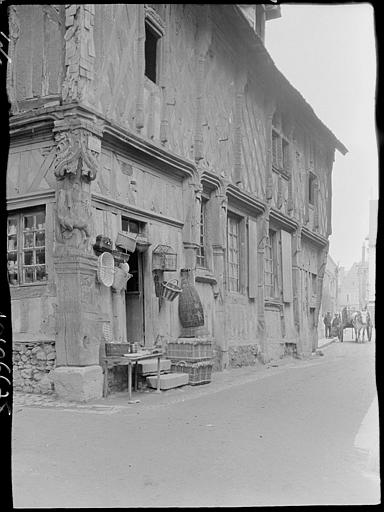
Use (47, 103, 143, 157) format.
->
(54, 130, 99, 253)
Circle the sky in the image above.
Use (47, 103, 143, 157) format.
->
(265, 3, 378, 270)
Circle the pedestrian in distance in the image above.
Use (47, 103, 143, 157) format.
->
(323, 312, 332, 338)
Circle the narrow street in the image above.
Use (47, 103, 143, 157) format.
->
(12, 338, 379, 507)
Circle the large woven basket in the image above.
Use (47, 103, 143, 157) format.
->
(171, 360, 213, 385)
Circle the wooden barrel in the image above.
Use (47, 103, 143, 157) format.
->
(178, 269, 205, 328)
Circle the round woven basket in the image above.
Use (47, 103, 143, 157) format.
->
(161, 279, 182, 301)
(97, 252, 114, 287)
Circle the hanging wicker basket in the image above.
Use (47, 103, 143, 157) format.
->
(161, 279, 182, 301)
(97, 252, 115, 287)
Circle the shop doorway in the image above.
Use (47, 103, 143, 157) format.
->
(126, 250, 145, 344)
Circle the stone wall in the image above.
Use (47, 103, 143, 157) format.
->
(13, 342, 56, 394)
(228, 344, 260, 368)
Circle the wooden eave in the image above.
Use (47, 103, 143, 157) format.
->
(269, 208, 298, 232)
(301, 226, 329, 248)
(226, 184, 265, 217)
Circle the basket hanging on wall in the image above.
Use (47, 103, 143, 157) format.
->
(97, 252, 115, 287)
(161, 279, 182, 302)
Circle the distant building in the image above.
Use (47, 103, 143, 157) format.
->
(338, 243, 369, 311)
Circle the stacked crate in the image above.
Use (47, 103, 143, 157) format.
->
(166, 338, 213, 385)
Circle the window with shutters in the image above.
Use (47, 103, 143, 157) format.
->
(7, 208, 47, 286)
(227, 214, 241, 292)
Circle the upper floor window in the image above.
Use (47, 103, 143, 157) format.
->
(272, 128, 290, 173)
(145, 22, 160, 83)
(196, 198, 207, 268)
(144, 7, 164, 85)
(122, 217, 144, 235)
(308, 172, 317, 205)
(227, 214, 241, 292)
(7, 208, 47, 286)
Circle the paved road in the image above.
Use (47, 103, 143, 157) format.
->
(12, 338, 379, 507)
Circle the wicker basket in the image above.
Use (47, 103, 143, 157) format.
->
(161, 279, 182, 301)
(105, 343, 130, 356)
(171, 360, 213, 385)
(166, 338, 213, 361)
(97, 252, 114, 287)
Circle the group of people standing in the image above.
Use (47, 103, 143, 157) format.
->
(323, 311, 341, 338)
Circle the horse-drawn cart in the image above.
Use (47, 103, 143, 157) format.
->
(340, 306, 372, 342)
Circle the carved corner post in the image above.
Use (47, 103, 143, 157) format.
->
(292, 224, 304, 355)
(51, 122, 104, 401)
(6, 5, 20, 114)
(209, 183, 229, 369)
(62, 5, 96, 106)
(135, 4, 145, 132)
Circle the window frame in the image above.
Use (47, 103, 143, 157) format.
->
(264, 228, 282, 300)
(144, 8, 165, 85)
(7, 207, 47, 287)
(227, 213, 242, 293)
(196, 197, 208, 269)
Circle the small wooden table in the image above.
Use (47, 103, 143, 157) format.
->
(101, 351, 163, 402)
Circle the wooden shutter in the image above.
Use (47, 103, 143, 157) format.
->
(281, 229, 293, 302)
(248, 218, 258, 299)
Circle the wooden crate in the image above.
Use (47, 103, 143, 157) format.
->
(166, 338, 213, 362)
(171, 360, 213, 385)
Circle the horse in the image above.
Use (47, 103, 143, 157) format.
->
(352, 310, 371, 343)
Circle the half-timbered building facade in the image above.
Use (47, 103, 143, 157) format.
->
(7, 4, 347, 398)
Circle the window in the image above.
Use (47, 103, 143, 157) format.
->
(264, 229, 281, 299)
(308, 172, 317, 205)
(196, 199, 207, 268)
(7, 208, 47, 285)
(145, 21, 160, 83)
(227, 215, 240, 292)
(311, 273, 318, 297)
(122, 217, 143, 235)
(272, 128, 289, 173)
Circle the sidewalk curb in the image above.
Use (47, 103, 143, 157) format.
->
(317, 336, 338, 351)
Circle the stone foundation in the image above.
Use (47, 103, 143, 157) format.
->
(51, 366, 103, 401)
(13, 342, 56, 394)
(228, 344, 260, 368)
